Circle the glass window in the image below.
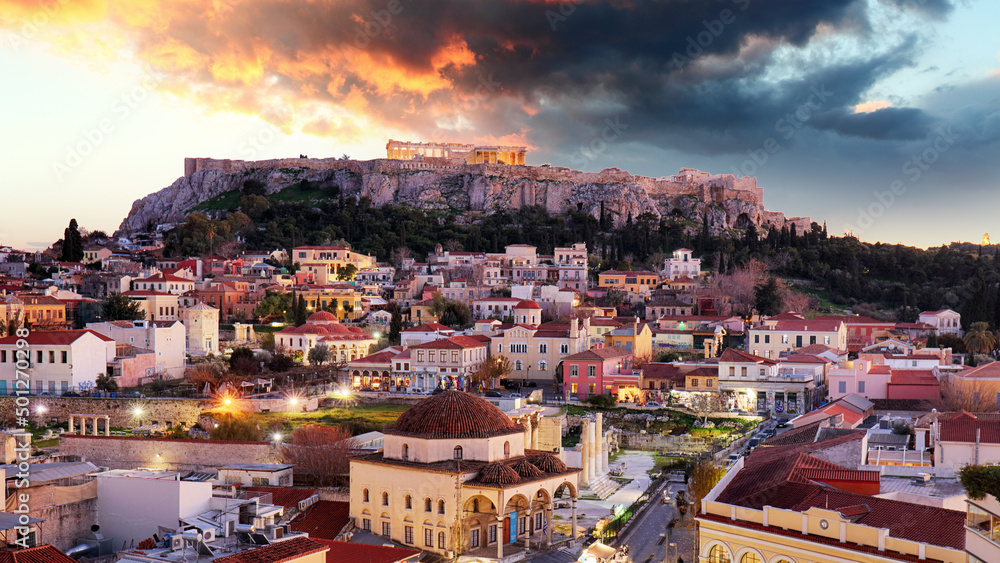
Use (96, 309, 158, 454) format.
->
(708, 545, 731, 563)
(424, 528, 433, 547)
(454, 446, 463, 460)
(381, 522, 391, 538)
(470, 529, 480, 548)
(404, 525, 413, 544)
(740, 554, 762, 563)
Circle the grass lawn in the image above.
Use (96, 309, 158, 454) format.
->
(651, 454, 687, 473)
(255, 403, 411, 434)
(35, 438, 59, 448)
(190, 189, 243, 212)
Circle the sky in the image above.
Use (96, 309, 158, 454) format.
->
(1, 0, 999, 251)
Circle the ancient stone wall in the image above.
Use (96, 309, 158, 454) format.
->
(1, 397, 210, 428)
(59, 435, 279, 471)
(23, 483, 98, 552)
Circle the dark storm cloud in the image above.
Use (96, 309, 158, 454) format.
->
(809, 107, 938, 141)
(883, 0, 955, 17)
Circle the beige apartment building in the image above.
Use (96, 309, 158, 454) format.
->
(491, 318, 591, 386)
(748, 319, 847, 359)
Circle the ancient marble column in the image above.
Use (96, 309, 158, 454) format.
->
(571, 497, 578, 543)
(523, 417, 533, 451)
(68, 416, 74, 434)
(496, 515, 504, 559)
(580, 419, 591, 487)
(588, 418, 598, 478)
(105, 416, 111, 436)
(530, 415, 539, 449)
(595, 413, 605, 475)
(92, 417, 99, 436)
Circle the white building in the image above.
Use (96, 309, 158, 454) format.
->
(96, 470, 215, 547)
(87, 320, 187, 378)
(0, 329, 115, 395)
(218, 464, 294, 487)
(664, 248, 701, 279)
(918, 309, 963, 336)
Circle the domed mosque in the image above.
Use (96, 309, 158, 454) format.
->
(349, 390, 581, 559)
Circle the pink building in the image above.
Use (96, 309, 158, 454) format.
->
(561, 346, 636, 401)
(828, 358, 940, 401)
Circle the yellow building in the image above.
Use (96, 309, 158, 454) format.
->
(275, 311, 376, 364)
(292, 245, 376, 284)
(409, 298, 440, 325)
(299, 286, 363, 321)
(597, 270, 660, 294)
(603, 321, 653, 362)
(697, 442, 967, 563)
(349, 391, 579, 559)
(7, 294, 68, 329)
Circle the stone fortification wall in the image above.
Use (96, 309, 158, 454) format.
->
(0, 397, 210, 428)
(121, 157, 804, 236)
(59, 435, 279, 471)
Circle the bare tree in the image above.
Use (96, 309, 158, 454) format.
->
(281, 424, 356, 487)
(938, 377, 998, 412)
(689, 393, 722, 424)
(712, 259, 768, 316)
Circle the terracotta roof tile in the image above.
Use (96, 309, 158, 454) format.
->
(311, 539, 419, 563)
(289, 501, 350, 540)
(0, 545, 77, 563)
(384, 390, 523, 439)
(212, 537, 329, 563)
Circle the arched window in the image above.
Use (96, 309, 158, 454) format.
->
(515, 359, 523, 370)
(504, 441, 510, 458)
(708, 545, 731, 563)
(382, 492, 389, 506)
(362, 489, 369, 503)
(740, 553, 762, 563)
(454, 445, 463, 460)
(438, 500, 445, 514)
(539, 360, 547, 371)
(425, 498, 432, 512)
(437, 531, 445, 549)
(402, 443, 409, 460)
(405, 495, 412, 509)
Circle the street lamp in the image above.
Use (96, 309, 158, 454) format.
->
(669, 542, 677, 562)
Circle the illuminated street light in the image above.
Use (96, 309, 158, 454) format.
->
(37, 405, 47, 414)
(272, 432, 282, 442)
(133, 407, 143, 416)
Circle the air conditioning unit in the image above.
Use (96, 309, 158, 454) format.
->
(272, 527, 283, 539)
(298, 500, 308, 511)
(202, 529, 216, 543)
(222, 520, 236, 538)
(169, 536, 184, 551)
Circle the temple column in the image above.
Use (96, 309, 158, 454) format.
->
(105, 416, 111, 436)
(68, 416, 74, 434)
(496, 516, 504, 559)
(93, 417, 99, 436)
(595, 413, 604, 475)
(523, 418, 533, 451)
(545, 503, 552, 545)
(570, 497, 578, 543)
(589, 418, 598, 478)
(530, 415, 539, 449)
(580, 419, 591, 487)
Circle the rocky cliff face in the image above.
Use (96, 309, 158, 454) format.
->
(117, 157, 808, 235)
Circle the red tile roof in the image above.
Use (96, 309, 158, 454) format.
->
(939, 411, 1000, 444)
(758, 319, 844, 332)
(212, 537, 329, 563)
(515, 300, 542, 309)
(289, 501, 350, 540)
(713, 447, 965, 551)
(781, 354, 832, 364)
(0, 545, 77, 563)
(819, 404, 865, 425)
(888, 370, 939, 386)
(718, 348, 777, 365)
(384, 390, 523, 439)
(0, 329, 113, 346)
(402, 323, 452, 332)
(316, 538, 421, 563)
(409, 335, 487, 350)
(240, 486, 316, 509)
(562, 346, 633, 362)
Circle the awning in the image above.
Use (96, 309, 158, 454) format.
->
(580, 541, 617, 561)
(0, 512, 43, 530)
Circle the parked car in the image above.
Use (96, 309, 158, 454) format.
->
(661, 491, 673, 503)
(646, 401, 663, 408)
(509, 393, 522, 398)
(485, 390, 502, 397)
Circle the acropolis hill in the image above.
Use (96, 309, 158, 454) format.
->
(117, 154, 809, 235)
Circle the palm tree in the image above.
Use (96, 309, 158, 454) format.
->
(963, 322, 998, 355)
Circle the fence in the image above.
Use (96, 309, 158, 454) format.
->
(596, 476, 664, 544)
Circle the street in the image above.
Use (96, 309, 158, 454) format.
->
(620, 482, 695, 563)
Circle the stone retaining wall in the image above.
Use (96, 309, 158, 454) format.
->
(59, 435, 280, 471)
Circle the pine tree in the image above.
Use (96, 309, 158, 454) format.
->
(62, 218, 83, 262)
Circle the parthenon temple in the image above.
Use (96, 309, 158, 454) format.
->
(386, 139, 527, 165)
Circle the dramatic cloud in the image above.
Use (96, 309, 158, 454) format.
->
(0, 0, 984, 163)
